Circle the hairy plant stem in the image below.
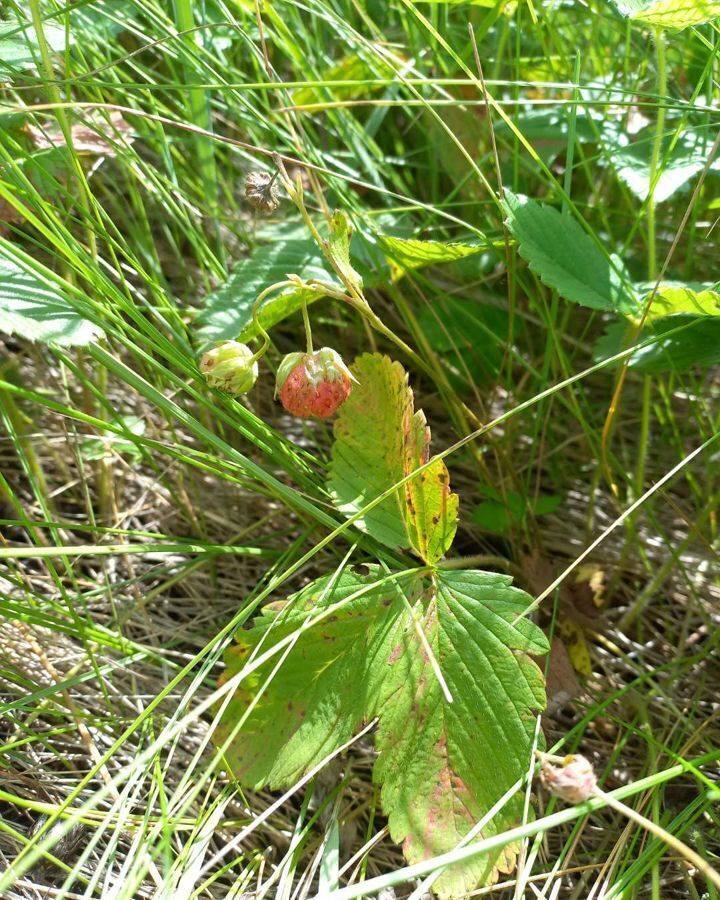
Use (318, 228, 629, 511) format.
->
(629, 29, 666, 548)
(301, 299, 314, 354)
(249, 280, 300, 364)
(272, 154, 441, 382)
(647, 29, 667, 283)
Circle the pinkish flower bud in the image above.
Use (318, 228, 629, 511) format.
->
(275, 347, 354, 419)
(539, 754, 597, 804)
(200, 341, 258, 396)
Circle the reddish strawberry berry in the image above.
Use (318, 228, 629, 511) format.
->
(276, 348, 354, 419)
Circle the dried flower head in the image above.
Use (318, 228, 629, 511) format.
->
(245, 171, 280, 212)
(539, 754, 597, 804)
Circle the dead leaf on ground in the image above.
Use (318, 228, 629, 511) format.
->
(534, 635, 582, 715)
(25, 111, 132, 157)
(521, 551, 607, 684)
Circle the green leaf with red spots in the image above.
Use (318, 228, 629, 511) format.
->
(374, 568, 547, 896)
(214, 566, 414, 788)
(214, 566, 547, 898)
(328, 353, 458, 564)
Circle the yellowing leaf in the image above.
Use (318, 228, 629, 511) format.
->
(328, 353, 458, 564)
(556, 617, 592, 677)
(292, 52, 380, 106)
(403, 408, 459, 565)
(614, 0, 720, 28)
(647, 284, 720, 320)
(326, 209, 362, 293)
(377, 233, 491, 281)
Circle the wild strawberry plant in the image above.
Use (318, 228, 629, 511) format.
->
(212, 344, 549, 896)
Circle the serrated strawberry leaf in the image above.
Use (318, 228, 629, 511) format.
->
(214, 567, 410, 788)
(327, 209, 363, 293)
(376, 233, 493, 281)
(502, 191, 639, 315)
(611, 0, 720, 29)
(196, 228, 336, 347)
(0, 242, 103, 346)
(214, 566, 547, 898)
(328, 353, 458, 564)
(374, 569, 548, 896)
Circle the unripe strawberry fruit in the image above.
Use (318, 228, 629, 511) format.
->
(276, 348, 354, 419)
(200, 341, 258, 396)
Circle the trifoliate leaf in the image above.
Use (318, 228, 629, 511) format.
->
(215, 566, 548, 898)
(502, 191, 638, 315)
(328, 353, 458, 564)
(197, 230, 336, 346)
(0, 243, 103, 346)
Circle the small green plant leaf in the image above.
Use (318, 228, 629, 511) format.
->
(646, 283, 720, 319)
(80, 415, 146, 464)
(418, 298, 511, 387)
(494, 109, 613, 164)
(472, 490, 562, 535)
(607, 128, 720, 202)
(197, 232, 336, 346)
(327, 209, 363, 293)
(502, 191, 638, 314)
(377, 233, 492, 281)
(292, 52, 382, 105)
(0, 22, 68, 75)
(328, 353, 458, 564)
(611, 0, 720, 29)
(595, 315, 720, 372)
(0, 243, 103, 346)
(215, 566, 548, 898)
